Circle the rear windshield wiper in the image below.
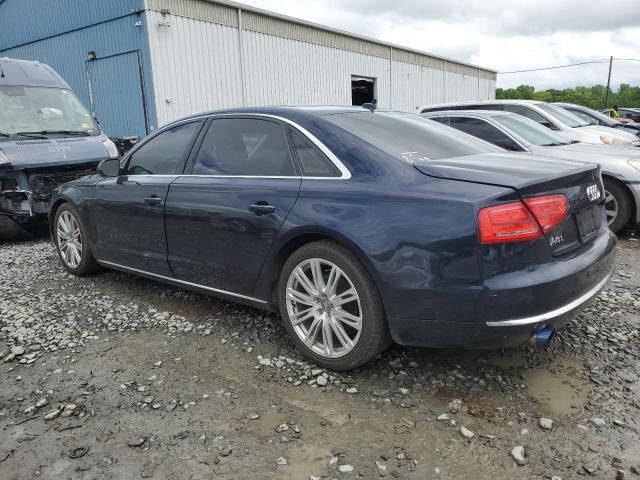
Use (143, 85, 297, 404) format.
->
(17, 130, 91, 137)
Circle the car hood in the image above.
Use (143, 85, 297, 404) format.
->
(579, 124, 639, 143)
(0, 135, 109, 170)
(412, 152, 595, 195)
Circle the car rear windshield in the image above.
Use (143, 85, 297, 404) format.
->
(537, 103, 590, 128)
(494, 114, 571, 146)
(323, 111, 500, 162)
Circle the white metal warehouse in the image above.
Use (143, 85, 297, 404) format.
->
(0, 0, 497, 139)
(147, 0, 497, 126)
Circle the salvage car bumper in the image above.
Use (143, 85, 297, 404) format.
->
(388, 228, 616, 349)
(0, 163, 98, 222)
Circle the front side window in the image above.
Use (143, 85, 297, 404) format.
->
(0, 86, 98, 136)
(566, 106, 615, 127)
(192, 118, 294, 176)
(291, 129, 339, 177)
(537, 103, 590, 128)
(125, 121, 202, 175)
(494, 114, 570, 146)
(502, 104, 559, 130)
(448, 117, 523, 151)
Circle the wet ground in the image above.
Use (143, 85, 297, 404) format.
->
(0, 227, 639, 479)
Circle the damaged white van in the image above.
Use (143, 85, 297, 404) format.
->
(0, 57, 119, 227)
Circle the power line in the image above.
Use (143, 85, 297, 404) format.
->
(499, 57, 640, 74)
(500, 59, 609, 74)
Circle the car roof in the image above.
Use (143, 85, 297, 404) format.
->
(175, 106, 402, 124)
(0, 57, 70, 88)
(422, 109, 512, 118)
(419, 99, 543, 110)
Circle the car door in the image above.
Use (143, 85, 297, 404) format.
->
(90, 120, 204, 275)
(165, 116, 301, 296)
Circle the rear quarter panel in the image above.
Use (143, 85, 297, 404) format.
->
(255, 173, 519, 322)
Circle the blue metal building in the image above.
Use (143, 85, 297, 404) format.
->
(0, 0, 157, 139)
(0, 0, 496, 140)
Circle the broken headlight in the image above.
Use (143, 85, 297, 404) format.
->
(102, 138, 120, 159)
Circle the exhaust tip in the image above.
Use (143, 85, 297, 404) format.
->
(529, 327, 555, 349)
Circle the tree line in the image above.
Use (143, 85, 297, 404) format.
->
(495, 84, 640, 109)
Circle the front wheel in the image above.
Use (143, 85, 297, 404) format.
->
(54, 203, 100, 275)
(278, 240, 391, 370)
(603, 179, 631, 234)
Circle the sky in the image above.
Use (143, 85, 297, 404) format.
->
(242, 0, 640, 90)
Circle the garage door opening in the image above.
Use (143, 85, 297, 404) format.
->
(351, 76, 376, 106)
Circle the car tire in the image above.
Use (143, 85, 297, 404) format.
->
(54, 203, 100, 276)
(603, 179, 631, 234)
(278, 240, 391, 370)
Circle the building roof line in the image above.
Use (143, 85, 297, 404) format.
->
(188, 0, 498, 74)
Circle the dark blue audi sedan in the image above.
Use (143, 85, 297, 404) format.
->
(49, 107, 615, 370)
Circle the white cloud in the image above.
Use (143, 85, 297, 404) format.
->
(242, 0, 640, 90)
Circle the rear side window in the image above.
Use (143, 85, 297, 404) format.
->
(192, 118, 295, 176)
(465, 104, 502, 111)
(448, 117, 523, 151)
(324, 111, 501, 162)
(290, 129, 339, 177)
(427, 116, 449, 125)
(126, 121, 202, 175)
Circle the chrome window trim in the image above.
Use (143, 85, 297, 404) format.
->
(124, 113, 351, 180)
(97, 260, 269, 305)
(486, 268, 612, 327)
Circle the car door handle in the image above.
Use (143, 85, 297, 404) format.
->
(144, 195, 162, 206)
(249, 202, 276, 216)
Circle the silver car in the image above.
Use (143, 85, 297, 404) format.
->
(554, 102, 640, 137)
(422, 109, 640, 233)
(418, 99, 640, 147)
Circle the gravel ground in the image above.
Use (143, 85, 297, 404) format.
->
(0, 224, 639, 480)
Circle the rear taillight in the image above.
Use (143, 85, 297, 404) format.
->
(522, 194, 568, 234)
(478, 194, 568, 244)
(478, 201, 541, 244)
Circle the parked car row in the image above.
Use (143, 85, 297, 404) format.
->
(0, 57, 627, 369)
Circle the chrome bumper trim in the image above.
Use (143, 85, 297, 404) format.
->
(486, 268, 613, 327)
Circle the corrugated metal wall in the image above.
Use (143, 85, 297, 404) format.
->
(0, 7, 158, 138)
(146, 13, 243, 125)
(0, 0, 144, 50)
(147, 10, 495, 127)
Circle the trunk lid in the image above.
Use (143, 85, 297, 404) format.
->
(414, 152, 605, 255)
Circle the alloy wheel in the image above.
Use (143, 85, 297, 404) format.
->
(56, 211, 83, 269)
(604, 189, 618, 226)
(285, 258, 363, 359)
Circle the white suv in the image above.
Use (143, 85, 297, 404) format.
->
(418, 100, 639, 146)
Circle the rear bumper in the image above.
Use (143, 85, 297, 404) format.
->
(388, 229, 616, 349)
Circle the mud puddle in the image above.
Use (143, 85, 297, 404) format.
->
(274, 443, 332, 480)
(524, 358, 590, 416)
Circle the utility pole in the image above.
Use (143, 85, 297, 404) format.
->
(604, 56, 613, 108)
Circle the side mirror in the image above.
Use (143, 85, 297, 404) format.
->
(97, 158, 121, 177)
